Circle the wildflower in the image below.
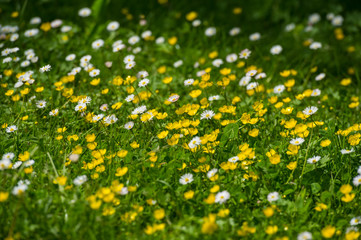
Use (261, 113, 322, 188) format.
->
(39, 64, 51, 73)
(89, 69, 100, 77)
(341, 148, 354, 154)
(274, 85, 285, 94)
(138, 78, 150, 87)
(298, 231, 312, 240)
(78, 7, 91, 17)
(307, 156, 321, 164)
(350, 217, 361, 226)
(239, 49, 251, 59)
(205, 27, 216, 37)
(6, 125, 17, 133)
(92, 39, 104, 49)
(48, 109, 59, 116)
(36, 100, 47, 108)
(179, 173, 194, 185)
(352, 175, 361, 186)
(74, 175, 88, 186)
(267, 192, 279, 202)
(215, 191, 230, 204)
(310, 42, 322, 50)
(228, 156, 239, 163)
(303, 106, 318, 115)
(128, 36, 140, 45)
(290, 138, 305, 145)
(249, 32, 260, 41)
(104, 115, 118, 124)
(188, 136, 201, 149)
(107, 21, 119, 31)
(124, 121, 134, 130)
(239, 76, 251, 86)
(200, 110, 215, 120)
(270, 45, 283, 55)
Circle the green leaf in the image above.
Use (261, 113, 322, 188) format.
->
(311, 183, 321, 194)
(221, 123, 238, 145)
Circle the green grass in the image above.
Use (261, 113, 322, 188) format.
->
(0, 0, 361, 239)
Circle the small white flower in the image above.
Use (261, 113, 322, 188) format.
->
(36, 100, 47, 109)
(212, 59, 223, 67)
(207, 169, 218, 179)
(192, 19, 201, 27)
(155, 37, 165, 44)
(270, 45, 283, 55)
(303, 106, 318, 115)
(205, 27, 216, 37)
(229, 27, 241, 36)
(267, 192, 279, 202)
(350, 217, 361, 226)
(91, 39, 104, 49)
(308, 13, 320, 24)
(239, 76, 251, 86)
(124, 121, 134, 130)
(107, 21, 119, 31)
(78, 8, 91, 17)
(353, 175, 361, 186)
(290, 138, 305, 145)
(310, 42, 322, 50)
(274, 85, 286, 94)
(215, 190, 230, 204)
(173, 60, 183, 68)
(6, 125, 17, 133)
(128, 35, 140, 45)
(39, 64, 51, 73)
(226, 53, 238, 63)
(341, 148, 354, 155)
(249, 32, 260, 41)
(188, 136, 201, 149)
(138, 78, 150, 87)
(179, 173, 194, 185)
(104, 115, 118, 124)
(184, 79, 194, 86)
(73, 175, 88, 186)
(285, 23, 295, 32)
(332, 15, 343, 26)
(307, 156, 321, 164)
(125, 94, 135, 102)
(239, 49, 251, 59)
(228, 156, 239, 163)
(65, 54, 76, 61)
(297, 231, 312, 240)
(311, 89, 321, 97)
(200, 110, 215, 120)
(315, 73, 325, 81)
(89, 69, 100, 77)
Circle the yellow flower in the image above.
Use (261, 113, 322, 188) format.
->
(117, 150, 128, 158)
(154, 208, 165, 220)
(115, 167, 128, 177)
(340, 184, 352, 194)
(168, 36, 177, 45)
(340, 78, 351, 86)
(184, 190, 194, 199)
(19, 151, 30, 161)
(265, 225, 278, 235)
(233, 7, 242, 14)
(217, 209, 230, 217)
(40, 22, 51, 32)
(157, 66, 166, 74)
(320, 139, 331, 147)
(86, 133, 96, 142)
(90, 78, 100, 86)
(248, 128, 259, 137)
(130, 141, 140, 149)
(341, 193, 355, 202)
(321, 226, 336, 238)
(202, 214, 218, 234)
(286, 161, 297, 170)
(0, 192, 9, 202)
(54, 176, 67, 186)
(186, 11, 198, 21)
(263, 207, 274, 217)
(157, 131, 169, 139)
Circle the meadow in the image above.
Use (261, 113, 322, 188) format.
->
(0, 0, 361, 239)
